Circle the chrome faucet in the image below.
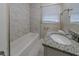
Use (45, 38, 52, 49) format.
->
(68, 30, 79, 42)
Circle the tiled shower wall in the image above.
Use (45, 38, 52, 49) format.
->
(30, 3, 41, 37)
(10, 3, 30, 42)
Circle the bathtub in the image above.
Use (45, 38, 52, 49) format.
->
(11, 32, 42, 56)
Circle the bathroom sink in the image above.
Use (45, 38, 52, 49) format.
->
(50, 33, 72, 45)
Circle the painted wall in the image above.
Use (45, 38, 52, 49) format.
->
(0, 4, 9, 56)
(10, 3, 30, 42)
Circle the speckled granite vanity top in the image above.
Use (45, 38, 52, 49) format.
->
(42, 35, 79, 56)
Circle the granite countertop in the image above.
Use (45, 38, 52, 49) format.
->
(42, 35, 79, 56)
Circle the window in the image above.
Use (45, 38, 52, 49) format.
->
(42, 4, 60, 23)
(71, 14, 79, 24)
(70, 4, 79, 24)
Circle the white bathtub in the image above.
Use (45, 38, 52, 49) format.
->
(11, 32, 42, 56)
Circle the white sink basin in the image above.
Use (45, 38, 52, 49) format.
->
(50, 34, 72, 45)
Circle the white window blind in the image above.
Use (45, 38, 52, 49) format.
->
(71, 14, 79, 23)
(70, 4, 79, 24)
(42, 4, 60, 23)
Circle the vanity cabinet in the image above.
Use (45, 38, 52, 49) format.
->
(43, 44, 76, 56)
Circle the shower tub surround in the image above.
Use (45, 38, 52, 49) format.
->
(42, 34, 79, 56)
(11, 32, 43, 56)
